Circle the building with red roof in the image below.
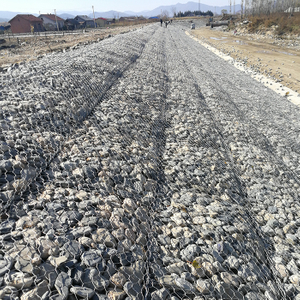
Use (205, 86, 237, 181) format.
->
(9, 14, 43, 33)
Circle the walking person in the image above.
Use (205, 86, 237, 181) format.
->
(160, 19, 163, 27)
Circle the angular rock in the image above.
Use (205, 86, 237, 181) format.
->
(70, 286, 95, 299)
(21, 280, 49, 300)
(123, 282, 143, 300)
(55, 272, 72, 300)
(92, 228, 116, 247)
(81, 250, 103, 267)
(4, 271, 34, 289)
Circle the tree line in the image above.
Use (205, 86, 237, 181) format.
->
(241, 0, 300, 16)
(174, 10, 214, 18)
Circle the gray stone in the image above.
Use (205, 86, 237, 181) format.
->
(55, 272, 72, 300)
(21, 280, 49, 300)
(180, 244, 201, 261)
(123, 282, 143, 300)
(264, 290, 277, 300)
(119, 260, 145, 284)
(166, 262, 189, 275)
(36, 237, 58, 260)
(107, 289, 126, 300)
(33, 262, 57, 288)
(151, 288, 169, 300)
(63, 240, 85, 259)
(82, 268, 109, 291)
(0, 160, 13, 172)
(220, 272, 240, 288)
(70, 286, 95, 299)
(261, 225, 275, 236)
(202, 261, 217, 277)
(0, 220, 15, 235)
(81, 250, 103, 267)
(181, 272, 196, 283)
(135, 207, 148, 222)
(227, 256, 241, 270)
(196, 279, 213, 294)
(110, 272, 127, 288)
(49, 256, 69, 268)
(0, 257, 13, 276)
(215, 282, 243, 300)
(92, 228, 116, 247)
(245, 292, 264, 300)
(175, 277, 197, 294)
(275, 264, 289, 279)
(4, 271, 34, 289)
(136, 233, 147, 246)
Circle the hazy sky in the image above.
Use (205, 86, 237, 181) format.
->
(2, 0, 241, 14)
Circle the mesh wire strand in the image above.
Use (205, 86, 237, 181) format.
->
(0, 20, 300, 300)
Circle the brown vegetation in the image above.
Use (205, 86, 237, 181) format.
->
(107, 19, 158, 28)
(247, 12, 300, 35)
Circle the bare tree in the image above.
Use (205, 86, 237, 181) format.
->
(171, 6, 177, 18)
(245, 0, 250, 17)
(161, 10, 169, 21)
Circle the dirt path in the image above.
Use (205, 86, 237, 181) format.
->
(191, 26, 300, 93)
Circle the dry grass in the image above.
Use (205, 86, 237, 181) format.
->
(247, 12, 300, 35)
(104, 19, 158, 28)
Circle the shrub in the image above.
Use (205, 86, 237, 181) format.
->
(247, 12, 300, 35)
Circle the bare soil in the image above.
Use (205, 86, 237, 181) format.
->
(191, 26, 300, 92)
(0, 24, 147, 69)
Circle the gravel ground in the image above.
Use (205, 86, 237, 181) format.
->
(0, 20, 300, 300)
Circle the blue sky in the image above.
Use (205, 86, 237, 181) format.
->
(2, 0, 241, 14)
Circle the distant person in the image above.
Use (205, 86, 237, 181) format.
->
(160, 19, 163, 27)
(165, 21, 168, 28)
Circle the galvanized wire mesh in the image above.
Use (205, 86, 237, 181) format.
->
(0, 21, 300, 300)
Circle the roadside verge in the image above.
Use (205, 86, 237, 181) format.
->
(186, 31, 300, 107)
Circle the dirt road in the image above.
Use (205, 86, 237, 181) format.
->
(191, 26, 300, 92)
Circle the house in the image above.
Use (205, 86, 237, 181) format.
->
(9, 14, 43, 33)
(119, 17, 135, 22)
(74, 15, 95, 28)
(64, 18, 80, 30)
(96, 17, 107, 27)
(39, 14, 64, 30)
(0, 22, 11, 31)
(106, 18, 116, 25)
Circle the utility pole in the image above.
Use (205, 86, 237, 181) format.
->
(234, 0, 235, 14)
(230, 0, 232, 14)
(241, 0, 244, 18)
(92, 6, 96, 28)
(54, 9, 59, 31)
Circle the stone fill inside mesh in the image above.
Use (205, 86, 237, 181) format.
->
(0, 21, 300, 300)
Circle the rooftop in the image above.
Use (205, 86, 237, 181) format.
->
(9, 14, 42, 23)
(39, 14, 64, 22)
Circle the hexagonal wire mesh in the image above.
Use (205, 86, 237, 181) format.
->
(0, 20, 299, 300)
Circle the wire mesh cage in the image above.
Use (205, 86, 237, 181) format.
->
(0, 20, 300, 300)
